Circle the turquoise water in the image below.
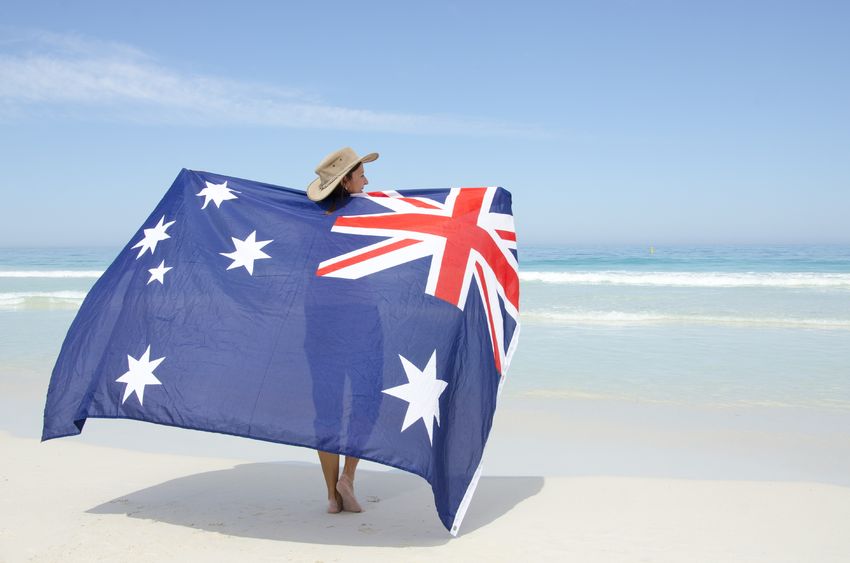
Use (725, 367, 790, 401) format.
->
(515, 245, 850, 409)
(2, 245, 849, 411)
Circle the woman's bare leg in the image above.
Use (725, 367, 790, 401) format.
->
(318, 451, 343, 513)
(336, 456, 363, 512)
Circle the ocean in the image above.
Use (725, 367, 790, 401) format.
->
(2, 244, 849, 413)
(517, 245, 850, 411)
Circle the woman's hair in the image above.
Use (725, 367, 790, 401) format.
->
(338, 162, 362, 194)
(325, 162, 363, 214)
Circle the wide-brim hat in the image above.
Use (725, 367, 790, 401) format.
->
(307, 147, 379, 202)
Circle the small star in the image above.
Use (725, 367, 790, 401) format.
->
(147, 260, 173, 285)
(196, 180, 239, 209)
(131, 216, 175, 259)
(220, 231, 272, 275)
(382, 350, 447, 445)
(115, 345, 164, 406)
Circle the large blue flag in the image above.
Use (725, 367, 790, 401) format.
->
(42, 169, 520, 534)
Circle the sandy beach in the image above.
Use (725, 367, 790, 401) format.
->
(3, 395, 850, 562)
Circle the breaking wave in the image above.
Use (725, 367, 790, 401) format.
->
(0, 270, 103, 279)
(520, 270, 850, 289)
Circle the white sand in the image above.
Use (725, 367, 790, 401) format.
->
(2, 430, 849, 562)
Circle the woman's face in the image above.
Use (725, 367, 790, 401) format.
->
(344, 164, 369, 194)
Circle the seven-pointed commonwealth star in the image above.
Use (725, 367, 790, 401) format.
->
(220, 231, 272, 275)
(196, 180, 239, 209)
(131, 216, 176, 259)
(382, 350, 448, 445)
(147, 260, 172, 285)
(115, 345, 164, 406)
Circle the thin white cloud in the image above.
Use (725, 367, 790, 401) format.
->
(0, 29, 545, 137)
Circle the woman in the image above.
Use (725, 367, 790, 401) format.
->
(307, 146, 377, 205)
(307, 147, 379, 513)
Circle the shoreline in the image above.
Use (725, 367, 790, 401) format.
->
(4, 386, 849, 485)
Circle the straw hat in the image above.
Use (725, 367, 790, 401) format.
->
(306, 147, 379, 202)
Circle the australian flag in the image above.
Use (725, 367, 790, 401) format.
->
(42, 169, 521, 534)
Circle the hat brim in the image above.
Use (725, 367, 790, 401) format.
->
(307, 152, 379, 202)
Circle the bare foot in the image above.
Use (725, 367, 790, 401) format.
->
(336, 474, 363, 513)
(327, 492, 343, 514)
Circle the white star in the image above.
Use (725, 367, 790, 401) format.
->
(220, 231, 272, 275)
(115, 345, 164, 406)
(131, 216, 175, 259)
(382, 350, 448, 445)
(147, 260, 172, 285)
(196, 180, 239, 209)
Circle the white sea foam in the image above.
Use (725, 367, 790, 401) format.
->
(0, 270, 103, 278)
(521, 309, 850, 329)
(0, 291, 88, 310)
(520, 270, 850, 289)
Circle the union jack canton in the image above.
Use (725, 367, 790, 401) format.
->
(318, 187, 520, 375)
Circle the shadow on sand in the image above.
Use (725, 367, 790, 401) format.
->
(88, 462, 544, 546)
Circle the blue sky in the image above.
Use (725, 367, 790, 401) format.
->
(1, 0, 848, 246)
